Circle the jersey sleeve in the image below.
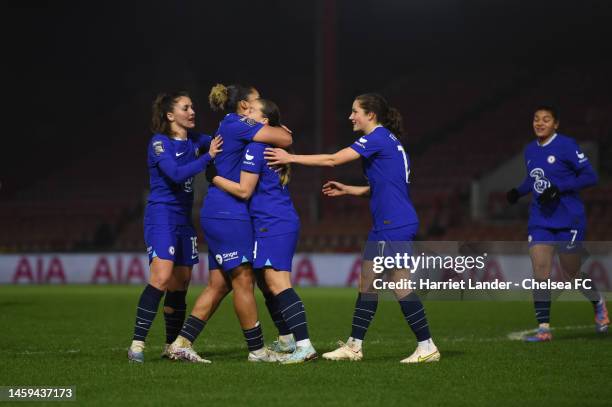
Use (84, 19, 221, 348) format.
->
(189, 132, 212, 150)
(235, 118, 265, 143)
(349, 133, 383, 158)
(241, 142, 265, 174)
(555, 140, 598, 192)
(149, 136, 174, 166)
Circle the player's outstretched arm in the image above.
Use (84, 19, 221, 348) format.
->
(253, 125, 293, 148)
(322, 181, 370, 197)
(208, 168, 259, 200)
(264, 147, 360, 167)
(154, 136, 222, 184)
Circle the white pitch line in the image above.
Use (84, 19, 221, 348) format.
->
(507, 325, 592, 341)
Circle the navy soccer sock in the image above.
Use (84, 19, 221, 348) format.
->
(243, 323, 264, 352)
(398, 292, 431, 342)
(349, 292, 378, 341)
(178, 315, 207, 344)
(132, 284, 164, 342)
(276, 288, 310, 342)
(533, 283, 551, 326)
(163, 290, 187, 344)
(263, 290, 291, 336)
(577, 273, 602, 306)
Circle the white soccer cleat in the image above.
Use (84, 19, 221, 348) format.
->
(267, 335, 297, 353)
(281, 344, 318, 364)
(322, 341, 363, 361)
(168, 343, 211, 363)
(127, 340, 145, 363)
(248, 348, 289, 363)
(400, 345, 441, 364)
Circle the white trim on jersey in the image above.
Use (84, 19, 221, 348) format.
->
(537, 133, 558, 147)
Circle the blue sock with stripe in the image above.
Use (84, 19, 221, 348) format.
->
(349, 292, 378, 341)
(132, 284, 164, 342)
(178, 315, 207, 344)
(163, 290, 187, 344)
(533, 283, 551, 325)
(263, 291, 292, 336)
(243, 323, 264, 352)
(398, 292, 431, 342)
(276, 288, 309, 341)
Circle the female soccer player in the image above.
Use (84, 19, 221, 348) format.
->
(207, 98, 317, 363)
(128, 91, 223, 362)
(507, 106, 608, 341)
(168, 84, 293, 363)
(265, 93, 441, 363)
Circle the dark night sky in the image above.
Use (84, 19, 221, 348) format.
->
(2, 0, 612, 196)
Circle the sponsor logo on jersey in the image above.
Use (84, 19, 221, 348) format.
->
(529, 168, 551, 194)
(183, 177, 193, 193)
(168, 246, 175, 255)
(576, 150, 587, 163)
(215, 254, 223, 265)
(220, 251, 239, 263)
(245, 150, 254, 160)
(176, 151, 186, 157)
(153, 141, 164, 156)
(355, 142, 365, 148)
(359, 137, 368, 143)
(547, 155, 556, 164)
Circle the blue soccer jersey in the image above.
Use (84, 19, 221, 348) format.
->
(145, 132, 212, 225)
(201, 113, 264, 220)
(516, 133, 598, 229)
(349, 126, 419, 231)
(241, 142, 300, 237)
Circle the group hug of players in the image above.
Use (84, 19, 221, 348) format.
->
(127, 83, 609, 364)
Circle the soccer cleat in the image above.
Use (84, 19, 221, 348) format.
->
(267, 335, 297, 353)
(168, 343, 211, 363)
(400, 345, 440, 364)
(321, 341, 363, 361)
(281, 344, 318, 364)
(161, 344, 171, 359)
(523, 328, 552, 342)
(127, 340, 145, 363)
(248, 348, 289, 363)
(594, 300, 609, 333)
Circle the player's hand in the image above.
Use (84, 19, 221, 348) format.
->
(538, 185, 560, 205)
(322, 181, 348, 197)
(506, 188, 519, 205)
(264, 147, 291, 165)
(209, 135, 223, 158)
(205, 163, 218, 183)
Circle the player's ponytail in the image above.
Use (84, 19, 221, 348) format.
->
(356, 93, 404, 139)
(151, 91, 190, 135)
(384, 106, 404, 139)
(209, 83, 255, 112)
(258, 98, 291, 186)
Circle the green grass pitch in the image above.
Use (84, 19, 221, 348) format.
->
(0, 285, 610, 406)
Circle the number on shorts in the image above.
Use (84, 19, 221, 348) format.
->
(569, 229, 578, 246)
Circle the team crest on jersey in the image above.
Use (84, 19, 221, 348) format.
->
(168, 246, 175, 255)
(530, 168, 551, 194)
(153, 141, 164, 156)
(547, 155, 556, 164)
